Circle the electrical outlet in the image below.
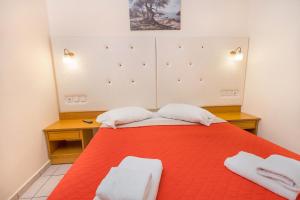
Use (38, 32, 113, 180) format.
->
(64, 96, 73, 104)
(233, 89, 240, 96)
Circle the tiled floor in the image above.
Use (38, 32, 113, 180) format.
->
(19, 164, 72, 200)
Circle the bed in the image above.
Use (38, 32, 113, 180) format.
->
(48, 122, 300, 200)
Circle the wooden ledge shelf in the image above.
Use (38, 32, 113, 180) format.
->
(44, 118, 100, 131)
(214, 112, 260, 134)
(214, 112, 260, 121)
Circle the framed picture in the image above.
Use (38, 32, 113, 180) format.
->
(129, 0, 181, 31)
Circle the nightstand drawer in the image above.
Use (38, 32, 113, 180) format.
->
(230, 120, 257, 130)
(48, 131, 81, 141)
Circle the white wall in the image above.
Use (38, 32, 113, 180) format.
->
(0, 0, 58, 199)
(46, 0, 248, 37)
(243, 0, 300, 153)
(0, 0, 299, 198)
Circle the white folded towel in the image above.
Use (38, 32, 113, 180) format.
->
(257, 155, 300, 192)
(118, 156, 163, 200)
(96, 167, 152, 200)
(224, 151, 299, 200)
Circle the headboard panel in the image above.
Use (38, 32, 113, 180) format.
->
(52, 37, 157, 112)
(51, 36, 248, 112)
(156, 37, 248, 107)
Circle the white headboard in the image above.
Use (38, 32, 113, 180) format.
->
(156, 37, 248, 107)
(51, 36, 248, 112)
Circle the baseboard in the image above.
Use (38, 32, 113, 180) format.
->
(7, 160, 51, 200)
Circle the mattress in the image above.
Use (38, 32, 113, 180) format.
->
(48, 123, 300, 200)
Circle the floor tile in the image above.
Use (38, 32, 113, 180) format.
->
(42, 165, 60, 176)
(34, 175, 64, 197)
(32, 197, 48, 200)
(53, 164, 72, 175)
(19, 176, 50, 199)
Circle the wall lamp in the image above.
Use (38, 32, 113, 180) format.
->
(229, 47, 244, 61)
(63, 48, 76, 64)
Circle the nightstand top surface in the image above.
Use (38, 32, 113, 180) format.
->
(215, 112, 260, 121)
(44, 118, 100, 131)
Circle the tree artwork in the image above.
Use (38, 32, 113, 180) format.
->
(129, 0, 181, 30)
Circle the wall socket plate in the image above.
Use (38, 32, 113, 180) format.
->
(64, 95, 88, 104)
(220, 89, 240, 97)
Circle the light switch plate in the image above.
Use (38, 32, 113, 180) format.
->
(72, 96, 79, 103)
(79, 95, 87, 103)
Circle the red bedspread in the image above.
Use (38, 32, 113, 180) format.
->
(49, 123, 300, 200)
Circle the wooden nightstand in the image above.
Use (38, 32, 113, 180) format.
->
(214, 112, 260, 134)
(204, 106, 260, 134)
(44, 118, 100, 164)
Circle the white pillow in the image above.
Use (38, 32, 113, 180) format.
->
(157, 103, 216, 126)
(96, 106, 154, 128)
